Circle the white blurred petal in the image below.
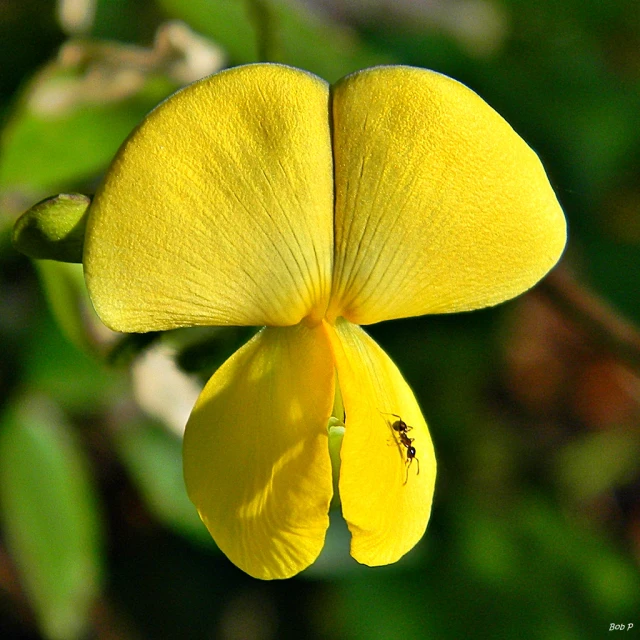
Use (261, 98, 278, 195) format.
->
(132, 345, 202, 435)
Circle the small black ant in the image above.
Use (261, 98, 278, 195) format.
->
(380, 412, 420, 484)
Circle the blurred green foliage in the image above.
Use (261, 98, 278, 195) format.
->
(0, 72, 175, 191)
(0, 399, 103, 640)
(1, 0, 639, 639)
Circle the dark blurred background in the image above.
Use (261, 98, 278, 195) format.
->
(1, 1, 640, 638)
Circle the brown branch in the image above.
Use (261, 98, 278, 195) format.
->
(538, 267, 640, 372)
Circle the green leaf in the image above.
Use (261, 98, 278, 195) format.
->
(12, 193, 90, 263)
(23, 309, 120, 412)
(115, 421, 213, 546)
(0, 399, 103, 640)
(0, 69, 175, 192)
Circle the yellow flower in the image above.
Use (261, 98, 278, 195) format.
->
(83, 64, 566, 579)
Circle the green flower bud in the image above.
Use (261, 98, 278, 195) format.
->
(12, 193, 90, 263)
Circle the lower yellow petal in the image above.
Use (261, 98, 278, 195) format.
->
(183, 324, 334, 579)
(326, 319, 436, 565)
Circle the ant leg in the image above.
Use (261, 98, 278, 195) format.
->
(402, 456, 420, 485)
(403, 457, 413, 485)
(379, 411, 402, 421)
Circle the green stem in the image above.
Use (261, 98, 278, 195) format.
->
(245, 0, 278, 62)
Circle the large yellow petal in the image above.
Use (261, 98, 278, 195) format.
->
(85, 64, 333, 331)
(328, 66, 566, 325)
(326, 319, 436, 566)
(183, 324, 334, 579)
